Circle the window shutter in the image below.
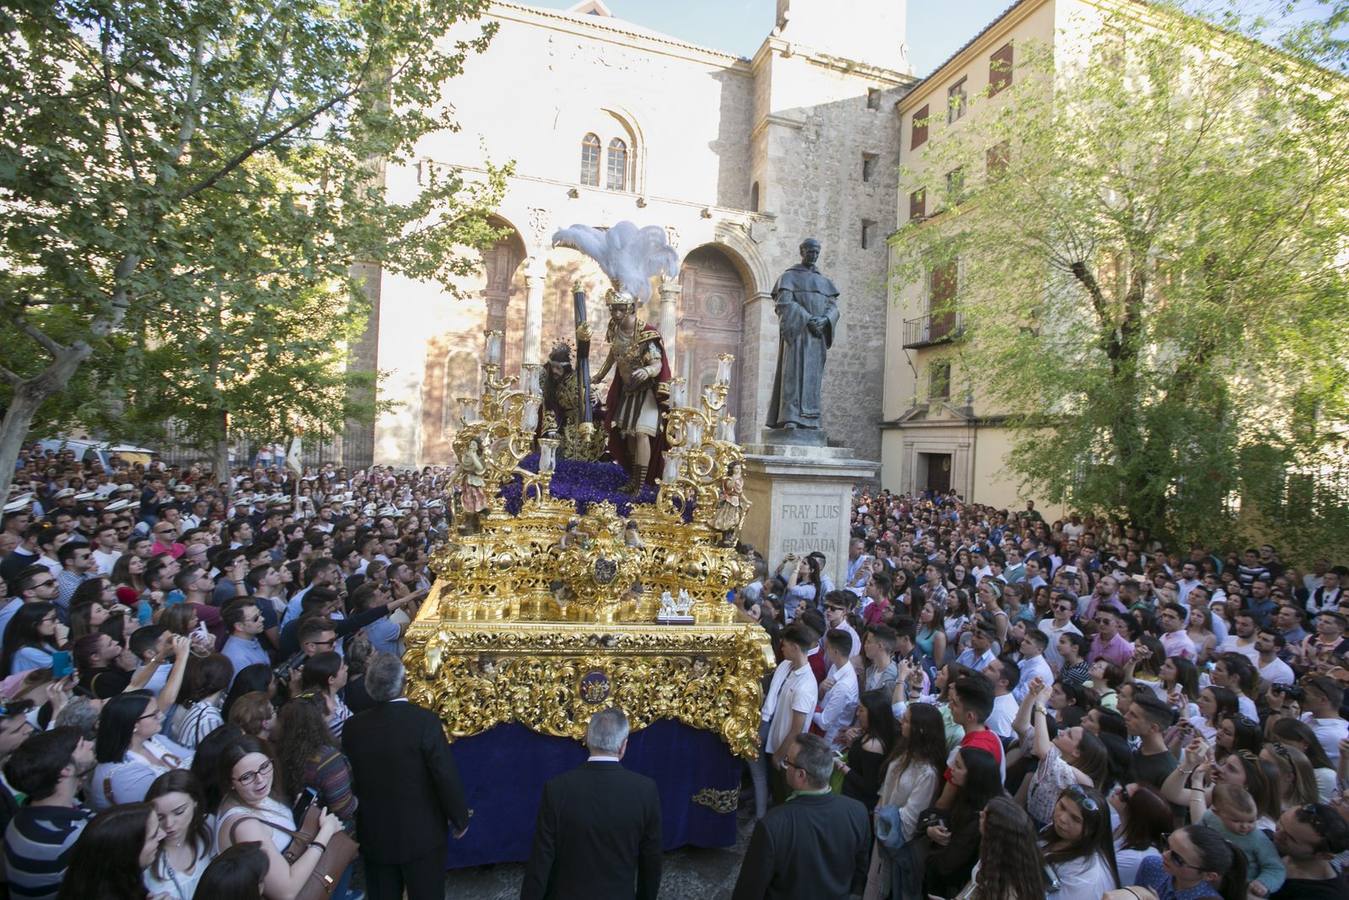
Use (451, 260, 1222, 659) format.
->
(989, 42, 1014, 96)
(911, 105, 929, 149)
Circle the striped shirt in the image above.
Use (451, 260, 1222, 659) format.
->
(171, 700, 224, 749)
(4, 804, 93, 899)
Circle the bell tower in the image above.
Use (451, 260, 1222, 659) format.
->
(773, 0, 910, 72)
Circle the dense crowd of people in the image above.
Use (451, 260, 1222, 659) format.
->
(731, 490, 1349, 900)
(0, 444, 469, 899)
(6, 442, 1349, 900)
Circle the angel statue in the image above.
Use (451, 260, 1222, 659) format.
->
(453, 436, 488, 535)
(552, 222, 679, 493)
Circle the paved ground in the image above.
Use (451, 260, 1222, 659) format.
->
(440, 803, 755, 899)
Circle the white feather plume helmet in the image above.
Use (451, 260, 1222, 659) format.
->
(551, 221, 679, 306)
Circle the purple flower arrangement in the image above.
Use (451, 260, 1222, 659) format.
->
(500, 453, 663, 516)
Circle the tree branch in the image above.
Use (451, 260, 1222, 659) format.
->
(178, 52, 377, 202)
(15, 319, 66, 358)
(101, 19, 144, 186)
(0, 364, 20, 386)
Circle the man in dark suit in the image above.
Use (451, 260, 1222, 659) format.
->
(521, 707, 661, 900)
(731, 732, 870, 900)
(342, 652, 470, 900)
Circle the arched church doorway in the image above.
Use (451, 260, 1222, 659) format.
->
(677, 245, 748, 430)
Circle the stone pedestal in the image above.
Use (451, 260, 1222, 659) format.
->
(740, 438, 878, 591)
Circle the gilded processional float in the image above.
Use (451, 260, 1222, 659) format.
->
(403, 222, 772, 865)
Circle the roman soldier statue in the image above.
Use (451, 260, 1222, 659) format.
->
(552, 222, 678, 493)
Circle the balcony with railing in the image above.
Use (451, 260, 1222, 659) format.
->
(901, 310, 964, 348)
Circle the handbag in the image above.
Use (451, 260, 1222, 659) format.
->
(229, 806, 359, 900)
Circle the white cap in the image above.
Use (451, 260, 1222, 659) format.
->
(3, 494, 32, 514)
(54, 488, 76, 499)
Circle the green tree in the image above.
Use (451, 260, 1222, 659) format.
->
(0, 0, 508, 497)
(890, 4, 1349, 546)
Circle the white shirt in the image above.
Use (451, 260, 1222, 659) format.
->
(763, 662, 817, 755)
(986, 691, 1019, 739)
(1218, 634, 1260, 664)
(1160, 629, 1198, 661)
(1302, 713, 1348, 765)
(91, 548, 122, 576)
(813, 662, 859, 749)
(1014, 654, 1055, 702)
(1257, 655, 1295, 686)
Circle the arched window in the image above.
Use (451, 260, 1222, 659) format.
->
(606, 138, 628, 191)
(580, 133, 600, 186)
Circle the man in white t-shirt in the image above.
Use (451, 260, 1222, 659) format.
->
(761, 624, 819, 803)
(1038, 592, 1083, 672)
(1217, 611, 1260, 663)
(88, 525, 122, 576)
(1300, 676, 1348, 765)
(1252, 626, 1295, 687)
(983, 655, 1020, 739)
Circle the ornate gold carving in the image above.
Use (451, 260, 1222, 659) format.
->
(691, 788, 740, 815)
(421, 331, 767, 758)
(404, 621, 773, 759)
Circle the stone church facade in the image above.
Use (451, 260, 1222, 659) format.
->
(354, 0, 914, 468)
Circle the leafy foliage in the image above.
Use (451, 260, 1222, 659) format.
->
(890, 4, 1349, 548)
(0, 0, 510, 492)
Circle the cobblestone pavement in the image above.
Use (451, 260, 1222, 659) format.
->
(440, 803, 755, 899)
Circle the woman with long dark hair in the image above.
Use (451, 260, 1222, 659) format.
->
(953, 795, 1047, 900)
(298, 651, 350, 738)
(922, 747, 1005, 899)
(91, 690, 193, 810)
(916, 598, 946, 665)
(2, 602, 64, 674)
(1135, 824, 1249, 900)
(863, 702, 948, 900)
(195, 842, 269, 900)
(838, 690, 898, 813)
(170, 653, 232, 749)
(1108, 781, 1172, 884)
(145, 769, 216, 900)
(781, 553, 831, 620)
(272, 694, 357, 826)
(57, 803, 163, 900)
(222, 663, 276, 720)
(1039, 784, 1119, 897)
(1268, 717, 1337, 801)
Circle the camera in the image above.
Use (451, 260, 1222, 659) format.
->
(1271, 683, 1304, 701)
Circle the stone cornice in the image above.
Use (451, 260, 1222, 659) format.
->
(749, 35, 916, 86)
(490, 1, 752, 71)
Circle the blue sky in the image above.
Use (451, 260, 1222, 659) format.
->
(528, 1, 1338, 75)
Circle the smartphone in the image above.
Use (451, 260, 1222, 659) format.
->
(50, 650, 74, 680)
(291, 786, 318, 825)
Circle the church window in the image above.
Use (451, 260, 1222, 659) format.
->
(911, 105, 929, 149)
(750, 181, 760, 212)
(867, 88, 881, 110)
(929, 361, 952, 401)
(989, 42, 1013, 96)
(861, 219, 878, 250)
(606, 138, 628, 191)
(947, 78, 967, 124)
(580, 133, 601, 186)
(909, 188, 926, 221)
(862, 152, 878, 183)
